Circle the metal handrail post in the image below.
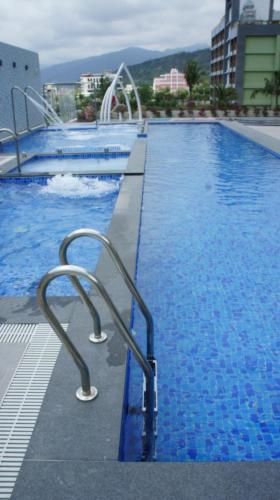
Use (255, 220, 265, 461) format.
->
(11, 86, 30, 134)
(59, 228, 154, 361)
(24, 92, 31, 132)
(37, 264, 155, 460)
(0, 128, 21, 173)
(37, 266, 102, 402)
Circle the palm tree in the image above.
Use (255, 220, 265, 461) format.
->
(185, 60, 203, 98)
(251, 71, 280, 106)
(212, 85, 237, 109)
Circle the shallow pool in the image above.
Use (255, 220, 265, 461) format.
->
(0, 175, 120, 296)
(2, 124, 137, 154)
(18, 156, 128, 174)
(123, 123, 280, 462)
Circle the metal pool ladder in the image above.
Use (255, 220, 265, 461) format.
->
(37, 229, 157, 461)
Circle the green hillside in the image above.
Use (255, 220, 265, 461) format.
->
(128, 49, 210, 85)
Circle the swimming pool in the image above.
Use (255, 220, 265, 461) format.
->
(17, 156, 128, 174)
(1, 124, 137, 154)
(123, 123, 280, 462)
(0, 175, 120, 296)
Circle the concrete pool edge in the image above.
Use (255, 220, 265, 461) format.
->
(220, 120, 280, 156)
(7, 121, 280, 499)
(9, 140, 146, 497)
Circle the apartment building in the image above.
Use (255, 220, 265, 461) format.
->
(211, 0, 280, 105)
(153, 68, 188, 93)
(80, 72, 116, 96)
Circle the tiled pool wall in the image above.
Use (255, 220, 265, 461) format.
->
(122, 122, 280, 462)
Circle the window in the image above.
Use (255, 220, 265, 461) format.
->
(25, 64, 29, 70)
(0, 60, 2, 66)
(12, 62, 16, 68)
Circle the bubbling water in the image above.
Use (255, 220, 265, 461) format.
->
(40, 174, 120, 198)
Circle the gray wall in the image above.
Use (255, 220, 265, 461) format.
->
(0, 41, 43, 135)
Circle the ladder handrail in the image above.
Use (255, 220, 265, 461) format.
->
(37, 264, 108, 401)
(59, 228, 155, 361)
(11, 86, 31, 134)
(37, 264, 155, 461)
(0, 128, 21, 173)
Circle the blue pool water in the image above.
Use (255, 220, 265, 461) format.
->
(0, 175, 120, 296)
(123, 123, 280, 462)
(2, 124, 137, 154)
(18, 156, 128, 174)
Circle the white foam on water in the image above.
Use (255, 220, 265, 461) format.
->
(40, 174, 120, 198)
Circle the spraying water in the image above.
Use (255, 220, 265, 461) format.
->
(40, 174, 120, 198)
(25, 86, 63, 125)
(24, 93, 63, 127)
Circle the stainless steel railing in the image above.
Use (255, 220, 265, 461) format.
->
(59, 228, 155, 362)
(37, 263, 155, 461)
(11, 86, 30, 134)
(0, 128, 21, 173)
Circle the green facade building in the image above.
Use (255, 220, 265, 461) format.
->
(243, 34, 280, 105)
(211, 0, 280, 106)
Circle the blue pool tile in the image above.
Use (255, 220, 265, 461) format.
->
(122, 124, 280, 462)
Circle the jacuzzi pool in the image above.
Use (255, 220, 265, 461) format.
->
(1, 124, 137, 154)
(0, 174, 121, 296)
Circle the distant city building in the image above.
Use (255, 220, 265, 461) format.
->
(0, 41, 42, 133)
(211, 0, 280, 105)
(80, 72, 116, 96)
(43, 82, 80, 121)
(153, 68, 188, 93)
(125, 84, 134, 94)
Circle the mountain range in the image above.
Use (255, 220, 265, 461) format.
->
(129, 49, 210, 85)
(41, 44, 209, 83)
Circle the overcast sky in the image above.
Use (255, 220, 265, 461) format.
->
(0, 0, 225, 67)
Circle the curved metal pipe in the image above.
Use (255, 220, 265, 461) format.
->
(119, 82, 132, 121)
(124, 65, 143, 122)
(57, 242, 105, 343)
(0, 128, 21, 173)
(100, 63, 142, 123)
(106, 63, 125, 122)
(59, 228, 154, 361)
(37, 264, 155, 460)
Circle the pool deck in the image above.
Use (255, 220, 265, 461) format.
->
(1, 122, 280, 499)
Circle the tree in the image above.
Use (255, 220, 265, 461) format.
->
(96, 76, 111, 100)
(192, 82, 210, 103)
(251, 71, 280, 106)
(185, 60, 204, 98)
(212, 85, 237, 109)
(138, 84, 153, 106)
(153, 89, 177, 109)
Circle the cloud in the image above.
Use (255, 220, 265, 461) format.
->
(0, 0, 225, 66)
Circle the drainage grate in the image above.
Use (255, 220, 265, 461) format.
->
(0, 324, 37, 344)
(0, 323, 66, 499)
